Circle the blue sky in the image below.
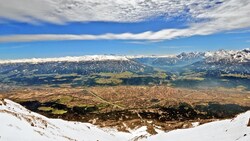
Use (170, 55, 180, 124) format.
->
(0, 0, 250, 59)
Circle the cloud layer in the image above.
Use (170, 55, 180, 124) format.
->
(0, 0, 222, 23)
(0, 0, 250, 42)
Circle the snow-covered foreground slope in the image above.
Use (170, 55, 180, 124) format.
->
(0, 99, 250, 141)
(148, 112, 250, 141)
(0, 99, 149, 141)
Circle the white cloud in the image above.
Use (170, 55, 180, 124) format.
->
(0, 0, 250, 42)
(0, 0, 222, 23)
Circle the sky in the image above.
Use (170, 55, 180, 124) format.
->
(0, 0, 250, 59)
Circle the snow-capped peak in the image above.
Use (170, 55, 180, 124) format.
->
(176, 52, 204, 59)
(127, 52, 204, 59)
(205, 48, 250, 63)
(126, 54, 176, 59)
(0, 48, 249, 65)
(0, 55, 129, 64)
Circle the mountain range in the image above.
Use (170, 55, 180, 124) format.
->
(0, 48, 249, 87)
(133, 48, 250, 74)
(1, 48, 249, 73)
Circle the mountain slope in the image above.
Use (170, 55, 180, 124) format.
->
(0, 99, 147, 141)
(0, 99, 250, 141)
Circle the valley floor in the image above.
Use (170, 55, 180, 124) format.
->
(0, 86, 250, 132)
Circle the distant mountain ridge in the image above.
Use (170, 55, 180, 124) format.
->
(190, 48, 250, 75)
(0, 48, 249, 65)
(132, 48, 250, 74)
(133, 48, 250, 66)
(132, 52, 205, 68)
(205, 48, 250, 64)
(0, 48, 249, 87)
(0, 55, 129, 64)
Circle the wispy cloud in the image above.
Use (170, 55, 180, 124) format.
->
(0, 0, 250, 43)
